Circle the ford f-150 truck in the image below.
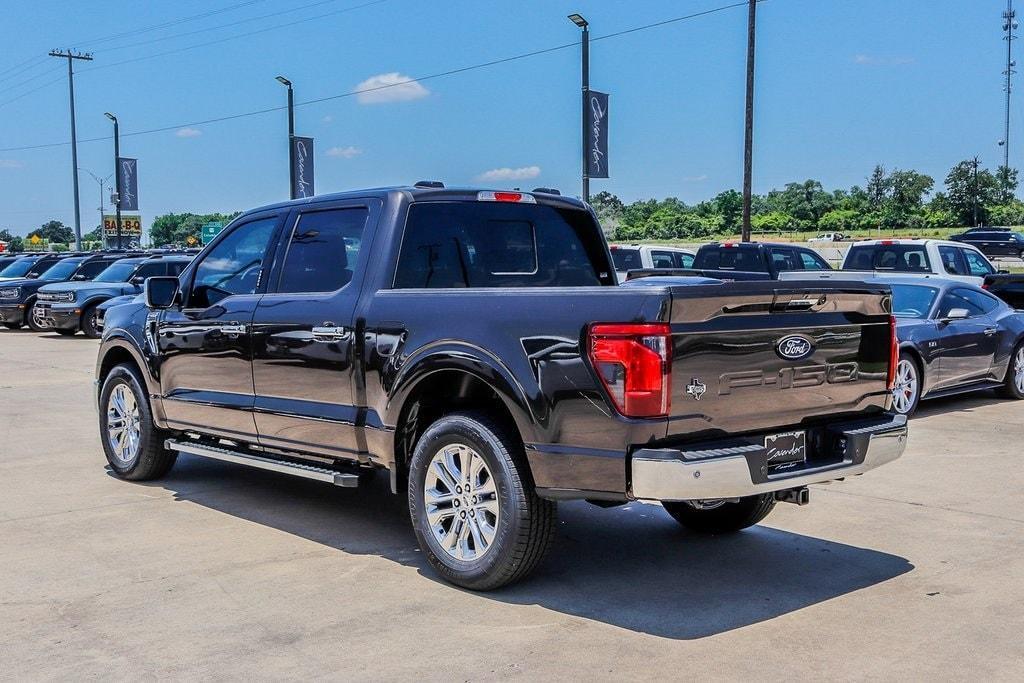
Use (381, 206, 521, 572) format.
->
(95, 185, 907, 590)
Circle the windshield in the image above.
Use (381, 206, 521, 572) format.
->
(891, 284, 939, 318)
(0, 258, 38, 278)
(611, 247, 642, 271)
(38, 259, 83, 281)
(93, 261, 138, 282)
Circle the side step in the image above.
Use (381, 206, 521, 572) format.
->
(165, 439, 359, 487)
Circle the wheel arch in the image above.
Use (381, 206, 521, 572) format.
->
(96, 339, 159, 413)
(898, 343, 928, 396)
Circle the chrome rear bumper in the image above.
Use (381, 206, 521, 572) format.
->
(631, 414, 907, 501)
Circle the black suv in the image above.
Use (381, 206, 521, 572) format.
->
(36, 254, 192, 337)
(952, 228, 1024, 258)
(0, 252, 126, 331)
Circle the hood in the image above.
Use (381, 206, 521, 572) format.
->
(0, 277, 43, 289)
(37, 280, 134, 295)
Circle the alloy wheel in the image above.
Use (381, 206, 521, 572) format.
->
(1015, 347, 1024, 394)
(423, 443, 499, 562)
(106, 383, 142, 464)
(892, 358, 918, 415)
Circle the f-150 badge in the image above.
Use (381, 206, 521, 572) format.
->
(686, 378, 707, 401)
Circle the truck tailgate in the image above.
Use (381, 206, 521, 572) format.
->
(663, 280, 893, 440)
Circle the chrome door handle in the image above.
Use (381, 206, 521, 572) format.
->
(311, 326, 349, 342)
(221, 323, 246, 335)
(983, 327, 998, 335)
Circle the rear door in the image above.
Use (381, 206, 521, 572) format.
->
(250, 200, 378, 459)
(933, 287, 1002, 388)
(157, 214, 282, 440)
(663, 282, 893, 439)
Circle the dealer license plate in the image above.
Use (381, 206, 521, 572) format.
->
(764, 430, 806, 472)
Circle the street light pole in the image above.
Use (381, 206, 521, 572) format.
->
(277, 76, 296, 200)
(569, 14, 590, 203)
(79, 169, 112, 242)
(104, 113, 122, 249)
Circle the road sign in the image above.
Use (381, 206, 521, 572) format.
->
(201, 221, 224, 245)
(102, 214, 142, 237)
(186, 235, 197, 246)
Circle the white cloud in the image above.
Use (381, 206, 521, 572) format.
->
(175, 127, 202, 138)
(683, 174, 708, 182)
(0, 159, 24, 169)
(477, 165, 541, 182)
(354, 72, 430, 104)
(326, 145, 362, 159)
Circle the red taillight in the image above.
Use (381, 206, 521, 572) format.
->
(588, 323, 672, 418)
(982, 283, 990, 290)
(722, 242, 737, 248)
(887, 315, 899, 392)
(494, 192, 522, 202)
(880, 240, 896, 245)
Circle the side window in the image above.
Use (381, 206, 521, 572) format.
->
(676, 252, 694, 268)
(133, 262, 167, 280)
(76, 260, 110, 279)
(167, 261, 188, 277)
(189, 217, 278, 308)
(768, 248, 799, 272)
(939, 246, 967, 275)
(651, 250, 675, 269)
(277, 208, 369, 293)
(937, 288, 999, 318)
(961, 249, 995, 277)
(799, 250, 830, 270)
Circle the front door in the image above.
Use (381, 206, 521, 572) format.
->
(157, 215, 281, 441)
(933, 287, 1001, 389)
(251, 202, 376, 459)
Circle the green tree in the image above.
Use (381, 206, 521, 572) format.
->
(765, 180, 835, 228)
(8, 236, 25, 253)
(818, 209, 860, 232)
(986, 200, 1024, 226)
(945, 159, 1000, 226)
(866, 164, 889, 209)
(751, 211, 796, 233)
(710, 189, 743, 230)
(590, 191, 624, 236)
(27, 220, 74, 244)
(150, 212, 239, 246)
(995, 165, 1019, 204)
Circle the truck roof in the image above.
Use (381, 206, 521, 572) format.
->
(850, 238, 965, 248)
(242, 185, 588, 216)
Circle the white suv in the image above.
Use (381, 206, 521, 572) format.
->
(839, 239, 1000, 286)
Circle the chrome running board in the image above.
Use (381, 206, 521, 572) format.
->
(165, 439, 359, 487)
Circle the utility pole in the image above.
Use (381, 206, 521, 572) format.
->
(568, 14, 591, 203)
(972, 156, 981, 227)
(80, 169, 112, 241)
(1002, 1, 1018, 173)
(49, 49, 93, 251)
(741, 0, 757, 242)
(276, 76, 296, 199)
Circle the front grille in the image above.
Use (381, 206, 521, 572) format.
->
(38, 292, 73, 303)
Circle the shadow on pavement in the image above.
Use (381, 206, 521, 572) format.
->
(913, 390, 1007, 419)
(132, 455, 913, 640)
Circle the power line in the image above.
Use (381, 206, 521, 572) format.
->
(0, 1, 756, 153)
(79, 0, 388, 75)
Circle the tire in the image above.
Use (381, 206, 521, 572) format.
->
(99, 364, 177, 481)
(80, 304, 102, 338)
(25, 300, 46, 332)
(662, 494, 776, 534)
(408, 411, 556, 591)
(54, 328, 77, 336)
(891, 351, 922, 416)
(997, 341, 1024, 399)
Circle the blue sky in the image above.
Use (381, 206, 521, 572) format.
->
(0, 0, 1017, 237)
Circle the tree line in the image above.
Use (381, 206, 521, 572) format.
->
(592, 159, 1024, 240)
(0, 212, 240, 252)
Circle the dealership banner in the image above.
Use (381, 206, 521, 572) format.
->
(118, 157, 139, 211)
(585, 90, 609, 179)
(291, 136, 315, 199)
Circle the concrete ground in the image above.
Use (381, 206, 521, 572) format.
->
(1, 329, 1022, 681)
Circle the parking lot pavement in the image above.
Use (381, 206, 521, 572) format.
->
(2, 329, 1022, 680)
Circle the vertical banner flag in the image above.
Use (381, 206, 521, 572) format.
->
(118, 157, 139, 211)
(585, 90, 609, 179)
(291, 136, 315, 199)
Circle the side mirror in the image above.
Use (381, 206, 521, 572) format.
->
(130, 275, 146, 286)
(999, 269, 1010, 275)
(145, 276, 179, 310)
(942, 308, 970, 322)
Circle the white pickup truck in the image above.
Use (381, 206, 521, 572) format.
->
(838, 239, 1003, 286)
(609, 244, 695, 282)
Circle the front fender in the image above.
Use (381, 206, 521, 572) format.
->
(385, 341, 540, 444)
(96, 317, 167, 427)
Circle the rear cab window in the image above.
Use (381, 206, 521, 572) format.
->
(394, 201, 612, 288)
(845, 244, 931, 272)
(610, 247, 642, 272)
(696, 246, 765, 271)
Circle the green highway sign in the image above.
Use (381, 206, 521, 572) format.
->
(200, 221, 224, 245)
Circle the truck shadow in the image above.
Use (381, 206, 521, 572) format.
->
(140, 456, 913, 640)
(914, 390, 1006, 419)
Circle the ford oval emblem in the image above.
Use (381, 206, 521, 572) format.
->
(777, 335, 814, 361)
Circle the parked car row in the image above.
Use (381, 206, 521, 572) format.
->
(0, 250, 195, 337)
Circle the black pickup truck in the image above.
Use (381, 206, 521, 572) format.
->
(95, 186, 907, 589)
(627, 241, 834, 282)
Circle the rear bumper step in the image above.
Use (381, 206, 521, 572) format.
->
(630, 414, 907, 501)
(165, 439, 359, 487)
